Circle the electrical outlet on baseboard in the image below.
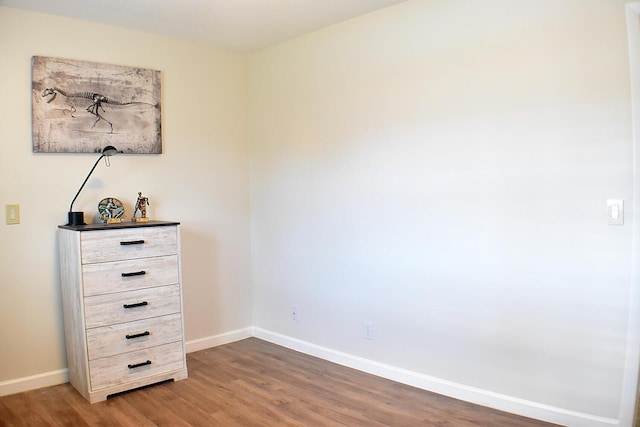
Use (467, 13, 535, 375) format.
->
(364, 321, 374, 341)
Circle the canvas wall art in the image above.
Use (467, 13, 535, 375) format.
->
(31, 56, 162, 154)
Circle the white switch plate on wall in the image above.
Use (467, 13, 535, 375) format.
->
(607, 199, 624, 225)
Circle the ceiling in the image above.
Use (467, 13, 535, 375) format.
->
(0, 0, 409, 52)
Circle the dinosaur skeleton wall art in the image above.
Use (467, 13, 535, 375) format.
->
(40, 87, 158, 134)
(32, 56, 162, 154)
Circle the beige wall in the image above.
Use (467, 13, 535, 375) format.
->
(249, 0, 634, 423)
(0, 7, 252, 381)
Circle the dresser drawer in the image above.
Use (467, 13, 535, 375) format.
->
(89, 341, 185, 390)
(82, 255, 179, 297)
(84, 285, 181, 329)
(86, 313, 183, 360)
(80, 226, 177, 264)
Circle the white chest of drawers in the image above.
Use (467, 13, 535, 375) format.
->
(58, 221, 188, 403)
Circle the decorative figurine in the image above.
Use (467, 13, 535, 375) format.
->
(98, 197, 124, 223)
(133, 192, 149, 222)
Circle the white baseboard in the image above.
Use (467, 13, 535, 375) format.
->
(253, 328, 620, 427)
(184, 327, 253, 353)
(0, 368, 69, 397)
(0, 327, 622, 427)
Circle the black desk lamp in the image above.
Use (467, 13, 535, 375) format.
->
(67, 145, 119, 226)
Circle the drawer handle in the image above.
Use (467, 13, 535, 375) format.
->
(120, 240, 145, 246)
(123, 301, 148, 309)
(126, 331, 150, 340)
(128, 360, 152, 369)
(121, 270, 146, 277)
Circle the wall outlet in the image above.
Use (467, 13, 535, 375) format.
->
(291, 305, 298, 321)
(364, 321, 374, 341)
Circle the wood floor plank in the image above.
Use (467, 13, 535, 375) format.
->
(0, 338, 559, 426)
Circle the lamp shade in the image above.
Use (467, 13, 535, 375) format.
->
(67, 146, 119, 226)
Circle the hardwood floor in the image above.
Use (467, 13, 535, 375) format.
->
(0, 338, 559, 426)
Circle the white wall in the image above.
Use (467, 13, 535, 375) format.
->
(248, 0, 634, 424)
(0, 7, 252, 383)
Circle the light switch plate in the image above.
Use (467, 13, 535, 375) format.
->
(607, 199, 624, 225)
(6, 204, 20, 225)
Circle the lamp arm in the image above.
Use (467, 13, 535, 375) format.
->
(68, 155, 105, 212)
